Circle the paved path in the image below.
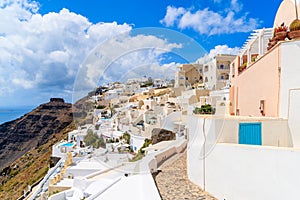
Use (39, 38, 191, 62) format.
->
(154, 151, 217, 200)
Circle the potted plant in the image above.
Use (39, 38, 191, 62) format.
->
(274, 23, 288, 41)
(238, 63, 247, 73)
(288, 0, 300, 39)
(267, 37, 278, 50)
(289, 19, 300, 39)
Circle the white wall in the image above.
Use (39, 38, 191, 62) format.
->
(187, 116, 205, 187)
(209, 88, 229, 101)
(203, 60, 217, 90)
(187, 115, 299, 200)
(205, 144, 300, 200)
(280, 41, 300, 119)
(161, 112, 182, 131)
(280, 41, 300, 147)
(287, 89, 300, 147)
(187, 115, 292, 148)
(182, 89, 197, 97)
(130, 134, 145, 152)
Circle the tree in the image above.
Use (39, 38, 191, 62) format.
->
(84, 130, 105, 148)
(138, 139, 152, 154)
(122, 132, 131, 144)
(108, 103, 115, 118)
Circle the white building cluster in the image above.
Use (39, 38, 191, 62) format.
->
(28, 1, 300, 199)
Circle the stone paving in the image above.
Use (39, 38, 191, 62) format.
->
(154, 151, 217, 200)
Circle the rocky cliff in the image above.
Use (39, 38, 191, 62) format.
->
(0, 98, 73, 169)
(151, 128, 176, 144)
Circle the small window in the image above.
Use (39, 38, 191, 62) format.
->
(204, 65, 209, 72)
(260, 100, 265, 116)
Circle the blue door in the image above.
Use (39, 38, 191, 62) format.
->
(239, 123, 262, 145)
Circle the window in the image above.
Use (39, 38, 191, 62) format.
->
(204, 65, 209, 72)
(220, 64, 224, 69)
(239, 123, 262, 145)
(260, 100, 265, 116)
(186, 77, 188, 80)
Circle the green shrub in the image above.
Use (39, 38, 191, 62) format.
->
(122, 132, 131, 144)
(193, 104, 215, 114)
(130, 139, 152, 162)
(96, 105, 106, 109)
(84, 130, 105, 148)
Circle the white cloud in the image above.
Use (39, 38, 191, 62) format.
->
(75, 34, 182, 95)
(160, 1, 260, 35)
(230, 0, 242, 12)
(0, 1, 184, 105)
(0, 1, 132, 103)
(208, 44, 240, 56)
(160, 6, 186, 27)
(197, 45, 239, 64)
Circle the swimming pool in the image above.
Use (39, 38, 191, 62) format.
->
(60, 142, 74, 147)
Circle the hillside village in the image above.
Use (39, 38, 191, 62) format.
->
(24, 1, 300, 200)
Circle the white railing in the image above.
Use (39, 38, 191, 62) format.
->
(28, 158, 64, 200)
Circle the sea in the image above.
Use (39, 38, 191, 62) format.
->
(0, 106, 35, 125)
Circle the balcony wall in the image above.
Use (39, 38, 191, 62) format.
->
(230, 43, 281, 117)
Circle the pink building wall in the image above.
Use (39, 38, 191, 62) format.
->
(230, 45, 281, 117)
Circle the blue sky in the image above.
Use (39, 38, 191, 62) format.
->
(0, 0, 282, 107)
(36, 0, 281, 49)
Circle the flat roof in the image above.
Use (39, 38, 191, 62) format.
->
(95, 174, 161, 200)
(143, 140, 182, 152)
(68, 158, 107, 170)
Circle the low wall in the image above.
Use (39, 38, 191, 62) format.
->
(155, 147, 176, 167)
(28, 158, 64, 200)
(140, 140, 187, 173)
(187, 115, 292, 149)
(48, 186, 71, 197)
(48, 191, 65, 200)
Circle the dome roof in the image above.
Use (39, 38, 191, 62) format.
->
(290, 19, 300, 31)
(274, 0, 300, 28)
